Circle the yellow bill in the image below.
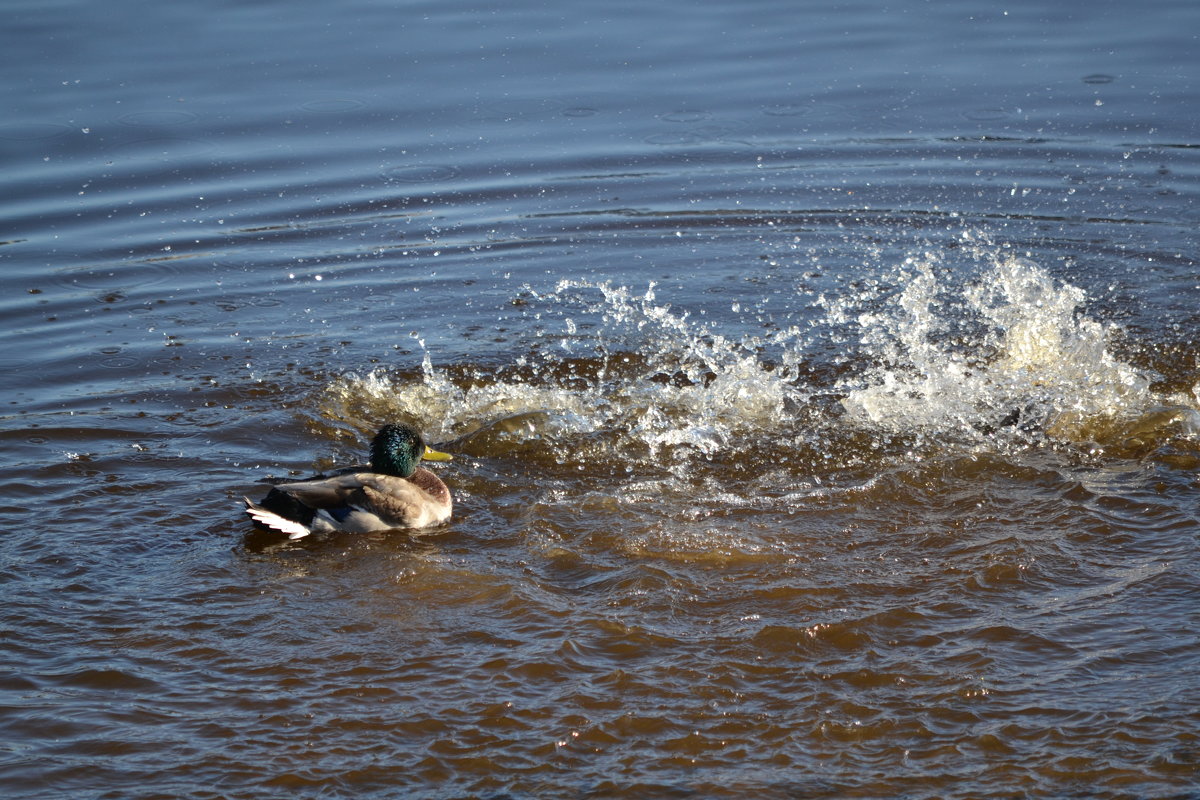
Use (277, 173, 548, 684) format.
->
(423, 446, 453, 462)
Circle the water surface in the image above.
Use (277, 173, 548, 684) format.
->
(2, 1, 1199, 797)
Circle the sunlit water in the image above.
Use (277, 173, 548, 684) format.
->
(3, 0, 1200, 798)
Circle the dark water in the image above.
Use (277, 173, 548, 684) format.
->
(3, 0, 1200, 797)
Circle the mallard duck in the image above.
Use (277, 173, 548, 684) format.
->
(244, 423, 453, 540)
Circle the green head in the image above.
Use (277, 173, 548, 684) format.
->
(370, 423, 452, 478)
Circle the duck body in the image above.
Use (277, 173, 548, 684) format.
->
(244, 424, 452, 540)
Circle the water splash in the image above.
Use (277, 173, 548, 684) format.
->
(321, 232, 1195, 470)
(831, 232, 1185, 449)
(323, 280, 809, 470)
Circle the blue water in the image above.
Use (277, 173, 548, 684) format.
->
(2, 1, 1199, 798)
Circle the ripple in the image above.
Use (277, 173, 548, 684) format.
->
(106, 137, 217, 163)
(98, 355, 141, 369)
(300, 98, 366, 113)
(53, 261, 178, 292)
(117, 110, 199, 127)
(382, 164, 462, 183)
(658, 109, 712, 123)
(694, 122, 750, 141)
(644, 131, 707, 146)
(762, 104, 812, 117)
(0, 355, 38, 371)
(213, 295, 285, 311)
(963, 108, 1012, 121)
(7, 132, 1198, 800)
(52, 666, 163, 692)
(1082, 74, 1115, 85)
(482, 98, 565, 118)
(562, 107, 599, 118)
(0, 122, 73, 140)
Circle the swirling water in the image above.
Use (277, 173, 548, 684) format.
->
(2, 0, 1200, 798)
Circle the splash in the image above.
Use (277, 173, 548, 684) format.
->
(321, 232, 1192, 469)
(322, 280, 809, 468)
(832, 233, 1173, 447)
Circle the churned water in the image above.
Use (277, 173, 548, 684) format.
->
(2, 0, 1199, 798)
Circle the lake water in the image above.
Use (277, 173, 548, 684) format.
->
(3, 0, 1199, 797)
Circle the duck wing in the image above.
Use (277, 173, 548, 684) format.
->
(244, 472, 375, 539)
(352, 472, 452, 529)
(265, 471, 371, 509)
(246, 471, 451, 537)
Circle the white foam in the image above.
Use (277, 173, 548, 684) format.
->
(835, 234, 1156, 444)
(325, 279, 807, 465)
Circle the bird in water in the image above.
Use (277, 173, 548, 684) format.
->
(244, 423, 453, 540)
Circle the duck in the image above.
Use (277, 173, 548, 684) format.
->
(244, 423, 453, 540)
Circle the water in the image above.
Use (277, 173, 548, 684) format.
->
(3, 0, 1199, 797)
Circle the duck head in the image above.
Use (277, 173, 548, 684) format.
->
(370, 423, 452, 478)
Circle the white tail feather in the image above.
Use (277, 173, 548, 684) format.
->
(243, 498, 312, 540)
